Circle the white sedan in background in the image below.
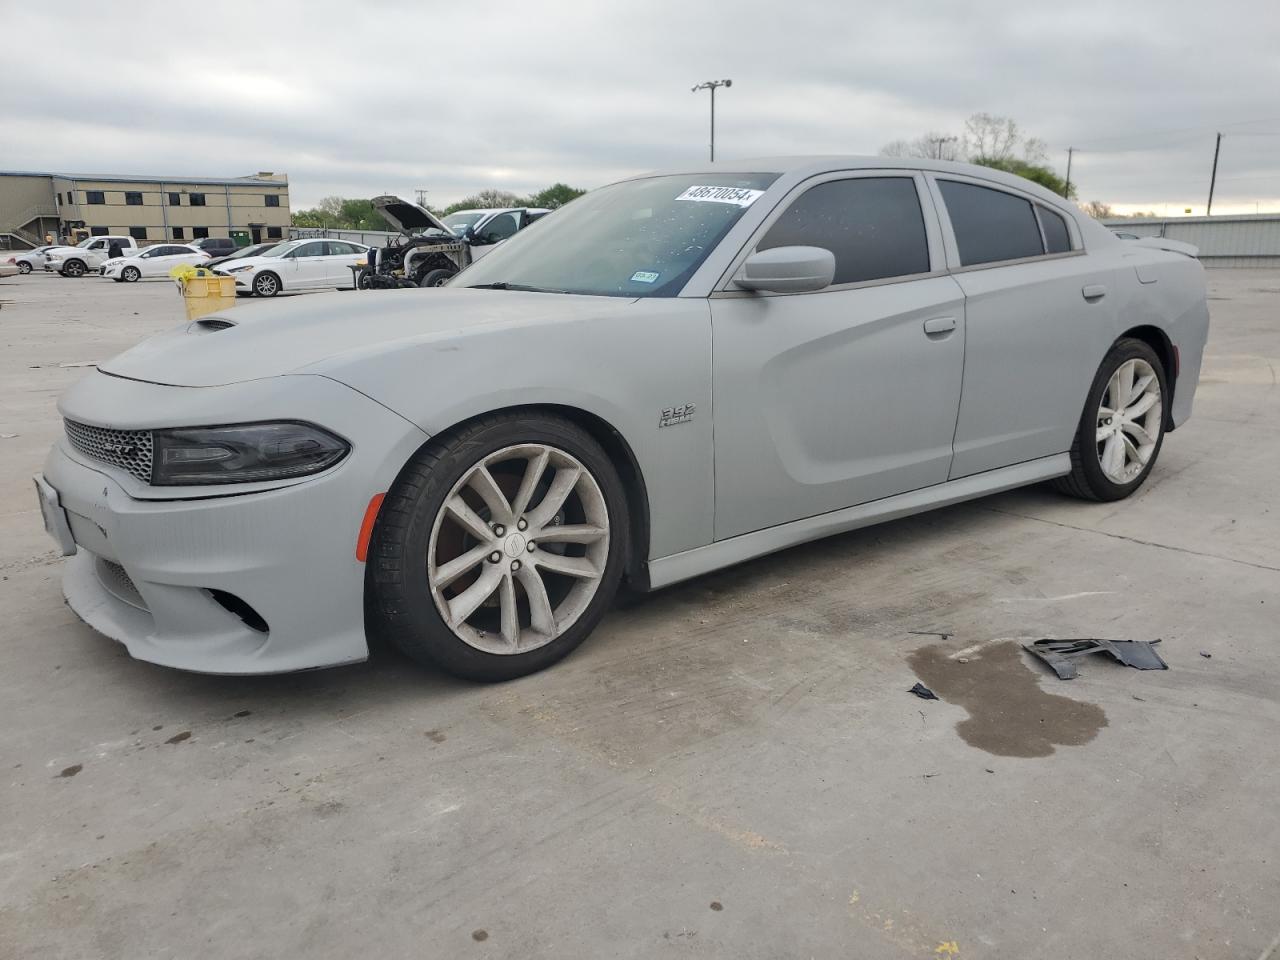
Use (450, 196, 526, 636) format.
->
(102, 244, 211, 282)
(216, 238, 370, 297)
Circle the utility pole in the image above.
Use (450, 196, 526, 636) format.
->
(928, 135, 958, 159)
(415, 188, 429, 208)
(1206, 132, 1222, 216)
(1063, 147, 1074, 199)
(691, 79, 732, 161)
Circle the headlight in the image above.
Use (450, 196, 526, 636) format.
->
(227, 264, 256, 273)
(152, 421, 350, 485)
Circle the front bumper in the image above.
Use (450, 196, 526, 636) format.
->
(39, 371, 430, 674)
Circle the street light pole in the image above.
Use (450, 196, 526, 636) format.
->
(1207, 132, 1222, 216)
(1063, 147, 1074, 199)
(691, 79, 732, 162)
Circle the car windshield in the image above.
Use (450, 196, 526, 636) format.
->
(443, 212, 485, 231)
(254, 241, 300, 257)
(455, 173, 779, 297)
(75, 238, 96, 248)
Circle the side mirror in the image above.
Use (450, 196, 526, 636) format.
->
(734, 246, 836, 294)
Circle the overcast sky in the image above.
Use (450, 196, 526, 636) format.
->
(5, 0, 1278, 215)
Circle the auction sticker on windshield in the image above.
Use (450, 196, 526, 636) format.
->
(675, 185, 764, 206)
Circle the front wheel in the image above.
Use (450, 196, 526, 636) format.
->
(417, 268, 455, 288)
(17, 262, 31, 275)
(62, 259, 87, 278)
(252, 272, 280, 297)
(121, 266, 141, 283)
(367, 414, 629, 681)
(1054, 337, 1167, 501)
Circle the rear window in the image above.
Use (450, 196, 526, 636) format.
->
(939, 180, 1045, 266)
(1038, 206, 1072, 254)
(758, 177, 931, 285)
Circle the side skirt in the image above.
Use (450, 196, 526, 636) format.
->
(646, 454, 1070, 590)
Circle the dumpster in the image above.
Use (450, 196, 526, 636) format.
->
(171, 265, 236, 321)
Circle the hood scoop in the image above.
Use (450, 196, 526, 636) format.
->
(192, 317, 236, 333)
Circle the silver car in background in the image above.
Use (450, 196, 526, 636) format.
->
(36, 157, 1208, 681)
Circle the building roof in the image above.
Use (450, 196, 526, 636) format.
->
(0, 170, 286, 187)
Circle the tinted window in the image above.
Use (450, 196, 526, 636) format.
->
(128, 227, 147, 240)
(758, 177, 930, 285)
(172, 226, 185, 239)
(267, 226, 282, 239)
(90, 226, 108, 236)
(125, 191, 143, 206)
(189, 193, 206, 206)
(265, 194, 280, 207)
(1038, 206, 1071, 254)
(939, 180, 1044, 266)
(327, 241, 359, 255)
(295, 242, 325, 258)
(193, 226, 209, 239)
(86, 191, 105, 204)
(476, 213, 519, 244)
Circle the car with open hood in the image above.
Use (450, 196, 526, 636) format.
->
(36, 157, 1208, 681)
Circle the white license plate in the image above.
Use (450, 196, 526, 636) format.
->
(34, 475, 77, 556)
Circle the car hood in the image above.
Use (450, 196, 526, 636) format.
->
(97, 288, 637, 388)
(372, 195, 454, 238)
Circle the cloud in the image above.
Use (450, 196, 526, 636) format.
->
(4, 0, 1278, 213)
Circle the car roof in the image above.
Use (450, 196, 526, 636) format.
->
(627, 155, 1079, 214)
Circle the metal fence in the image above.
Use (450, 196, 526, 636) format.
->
(1103, 213, 1280, 268)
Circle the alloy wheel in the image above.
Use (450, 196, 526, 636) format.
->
(18, 262, 31, 274)
(254, 273, 278, 296)
(1096, 357, 1162, 483)
(427, 443, 610, 655)
(64, 260, 85, 277)
(122, 266, 140, 282)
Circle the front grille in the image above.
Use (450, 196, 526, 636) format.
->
(64, 419, 153, 483)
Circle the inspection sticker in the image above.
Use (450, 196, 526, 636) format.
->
(630, 270, 660, 283)
(675, 185, 764, 207)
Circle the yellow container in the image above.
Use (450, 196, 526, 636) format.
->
(176, 272, 237, 322)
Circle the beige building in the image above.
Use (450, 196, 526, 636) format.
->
(1, 170, 290, 248)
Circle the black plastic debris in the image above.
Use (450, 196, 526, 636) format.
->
(1023, 638, 1168, 680)
(1199, 651, 1212, 659)
(908, 682, 939, 701)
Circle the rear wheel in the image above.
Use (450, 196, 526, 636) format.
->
(417, 268, 455, 288)
(253, 271, 280, 297)
(62, 259, 86, 278)
(121, 265, 141, 283)
(1054, 337, 1167, 501)
(367, 413, 629, 681)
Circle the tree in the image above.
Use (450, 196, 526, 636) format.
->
(973, 157, 1076, 199)
(442, 189, 524, 215)
(964, 112, 1021, 163)
(526, 183, 585, 209)
(1081, 200, 1114, 219)
(879, 132, 962, 161)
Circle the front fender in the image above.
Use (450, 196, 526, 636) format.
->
(323, 298, 715, 560)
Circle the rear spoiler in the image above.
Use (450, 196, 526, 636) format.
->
(1132, 236, 1199, 258)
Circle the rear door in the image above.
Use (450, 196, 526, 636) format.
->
(322, 241, 364, 285)
(710, 171, 967, 539)
(930, 176, 1119, 477)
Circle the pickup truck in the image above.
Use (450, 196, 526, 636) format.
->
(44, 236, 139, 277)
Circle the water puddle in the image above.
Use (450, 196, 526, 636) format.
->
(908, 641, 1108, 758)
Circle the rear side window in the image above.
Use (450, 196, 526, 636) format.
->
(1038, 206, 1072, 254)
(939, 180, 1044, 266)
(758, 177, 930, 285)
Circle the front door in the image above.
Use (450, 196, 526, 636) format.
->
(287, 240, 329, 287)
(711, 173, 966, 540)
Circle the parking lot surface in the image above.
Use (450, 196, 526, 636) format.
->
(2, 271, 1278, 959)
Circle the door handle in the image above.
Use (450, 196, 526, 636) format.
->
(1082, 284, 1108, 300)
(923, 316, 957, 336)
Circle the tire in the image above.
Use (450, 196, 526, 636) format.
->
(121, 266, 141, 283)
(417, 268, 455, 288)
(62, 259, 86, 278)
(356, 268, 374, 290)
(1054, 337, 1168, 501)
(17, 262, 31, 275)
(367, 413, 629, 681)
(253, 271, 280, 297)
